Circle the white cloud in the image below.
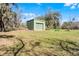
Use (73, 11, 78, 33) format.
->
(64, 3, 79, 9)
(77, 4, 79, 8)
(64, 3, 74, 6)
(21, 13, 39, 22)
(73, 3, 78, 6)
(23, 13, 36, 18)
(36, 3, 42, 6)
(70, 5, 76, 9)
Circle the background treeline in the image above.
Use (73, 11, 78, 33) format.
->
(0, 3, 79, 32)
(37, 8, 79, 30)
(62, 22, 79, 30)
(61, 17, 79, 30)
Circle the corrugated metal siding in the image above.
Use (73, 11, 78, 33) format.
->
(34, 19, 45, 31)
(35, 23, 44, 30)
(27, 20, 34, 30)
(27, 19, 45, 31)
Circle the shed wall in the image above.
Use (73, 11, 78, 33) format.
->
(34, 19, 45, 31)
(27, 20, 34, 30)
(27, 19, 45, 31)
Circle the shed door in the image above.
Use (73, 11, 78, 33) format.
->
(36, 23, 44, 30)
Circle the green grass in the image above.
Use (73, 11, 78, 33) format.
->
(1, 30, 79, 56)
(14, 30, 79, 56)
(17, 30, 79, 41)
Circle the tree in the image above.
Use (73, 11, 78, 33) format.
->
(0, 3, 21, 32)
(45, 8, 61, 29)
(61, 17, 79, 30)
(61, 22, 71, 29)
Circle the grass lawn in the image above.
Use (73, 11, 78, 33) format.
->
(0, 29, 79, 56)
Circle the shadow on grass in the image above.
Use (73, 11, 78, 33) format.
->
(44, 38, 79, 56)
(0, 35, 15, 38)
(0, 35, 25, 56)
(59, 40, 79, 56)
(0, 38, 25, 56)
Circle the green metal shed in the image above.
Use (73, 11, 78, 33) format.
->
(27, 18, 45, 31)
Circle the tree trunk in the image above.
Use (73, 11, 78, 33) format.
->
(0, 20, 4, 32)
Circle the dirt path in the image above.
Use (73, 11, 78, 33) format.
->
(0, 30, 26, 56)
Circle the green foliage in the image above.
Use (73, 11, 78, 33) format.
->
(16, 30, 79, 56)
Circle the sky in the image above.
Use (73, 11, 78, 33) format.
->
(15, 3, 79, 23)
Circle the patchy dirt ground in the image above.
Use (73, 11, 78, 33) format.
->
(0, 30, 25, 56)
(0, 30, 79, 56)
